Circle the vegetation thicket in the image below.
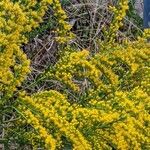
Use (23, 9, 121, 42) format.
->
(0, 0, 150, 149)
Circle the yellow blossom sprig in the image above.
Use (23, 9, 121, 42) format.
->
(104, 0, 129, 43)
(18, 105, 57, 150)
(51, 0, 75, 43)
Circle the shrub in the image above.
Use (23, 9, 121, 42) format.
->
(0, 0, 150, 149)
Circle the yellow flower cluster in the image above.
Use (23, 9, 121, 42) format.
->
(52, 0, 75, 43)
(105, 0, 129, 43)
(85, 88, 150, 150)
(0, 0, 30, 97)
(45, 41, 150, 96)
(18, 105, 57, 150)
(45, 49, 101, 91)
(0, 0, 73, 98)
(18, 90, 92, 150)
(45, 49, 118, 93)
(17, 86, 150, 150)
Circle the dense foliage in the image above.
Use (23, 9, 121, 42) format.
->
(0, 0, 150, 149)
